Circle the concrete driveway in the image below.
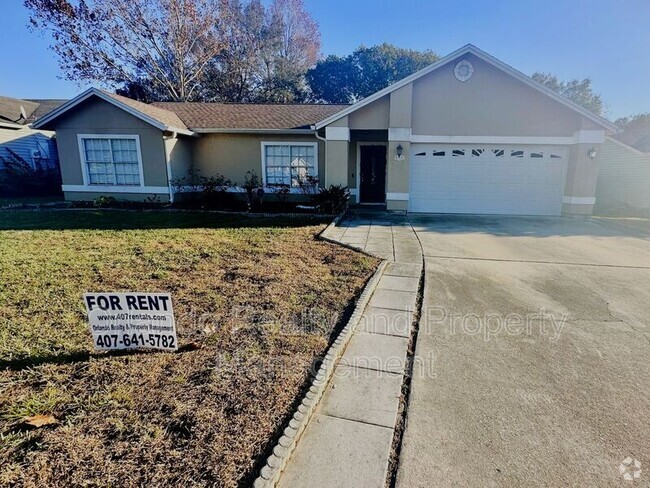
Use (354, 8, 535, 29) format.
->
(397, 215, 650, 487)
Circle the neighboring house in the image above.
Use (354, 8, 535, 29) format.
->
(595, 136, 650, 215)
(0, 95, 65, 171)
(33, 44, 618, 216)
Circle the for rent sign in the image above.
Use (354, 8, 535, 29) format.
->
(84, 293, 177, 351)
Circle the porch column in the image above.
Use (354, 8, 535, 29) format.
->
(324, 117, 350, 188)
(387, 84, 413, 211)
(562, 130, 605, 215)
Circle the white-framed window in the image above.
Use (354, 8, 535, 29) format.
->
(261, 142, 318, 187)
(77, 134, 144, 186)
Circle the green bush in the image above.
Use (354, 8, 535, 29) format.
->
(243, 171, 264, 212)
(170, 167, 235, 208)
(93, 196, 118, 208)
(311, 185, 350, 214)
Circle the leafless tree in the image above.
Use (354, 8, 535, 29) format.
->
(25, 0, 223, 101)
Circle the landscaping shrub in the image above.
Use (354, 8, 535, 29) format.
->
(243, 171, 264, 212)
(93, 196, 118, 208)
(311, 185, 350, 214)
(171, 167, 237, 209)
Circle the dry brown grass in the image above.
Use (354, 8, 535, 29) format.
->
(0, 211, 378, 487)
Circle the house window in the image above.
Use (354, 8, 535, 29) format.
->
(263, 143, 317, 187)
(80, 136, 142, 186)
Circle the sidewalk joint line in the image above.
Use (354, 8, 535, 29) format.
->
(318, 412, 394, 430)
(366, 305, 415, 312)
(358, 329, 411, 339)
(338, 362, 403, 376)
(364, 306, 414, 314)
(346, 363, 406, 375)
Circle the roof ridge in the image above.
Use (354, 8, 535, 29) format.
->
(33, 88, 192, 135)
(153, 101, 350, 106)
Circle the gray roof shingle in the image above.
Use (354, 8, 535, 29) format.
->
(0, 96, 41, 124)
(25, 99, 67, 123)
(102, 91, 190, 132)
(152, 102, 349, 130)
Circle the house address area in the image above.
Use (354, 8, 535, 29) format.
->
(84, 292, 177, 351)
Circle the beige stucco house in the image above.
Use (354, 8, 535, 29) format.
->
(34, 44, 618, 216)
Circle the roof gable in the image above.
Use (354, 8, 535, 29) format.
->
(32, 88, 192, 135)
(314, 44, 618, 132)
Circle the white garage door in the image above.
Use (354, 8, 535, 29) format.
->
(409, 144, 568, 215)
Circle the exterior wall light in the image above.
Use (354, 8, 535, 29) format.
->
(588, 147, 597, 159)
(396, 144, 403, 158)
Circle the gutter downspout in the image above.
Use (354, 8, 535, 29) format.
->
(163, 131, 177, 204)
(313, 125, 327, 187)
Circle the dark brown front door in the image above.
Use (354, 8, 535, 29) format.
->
(359, 145, 386, 203)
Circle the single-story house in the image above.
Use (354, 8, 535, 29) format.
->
(0, 96, 65, 171)
(595, 134, 650, 216)
(33, 44, 619, 216)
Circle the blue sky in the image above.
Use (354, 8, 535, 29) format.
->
(0, 0, 648, 119)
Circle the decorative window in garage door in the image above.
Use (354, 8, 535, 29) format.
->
(412, 146, 567, 161)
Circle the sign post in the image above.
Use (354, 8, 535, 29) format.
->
(84, 292, 177, 351)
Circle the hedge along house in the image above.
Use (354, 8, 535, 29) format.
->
(34, 44, 618, 215)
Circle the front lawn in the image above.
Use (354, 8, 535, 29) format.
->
(0, 210, 378, 487)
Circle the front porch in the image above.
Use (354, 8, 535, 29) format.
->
(323, 127, 411, 211)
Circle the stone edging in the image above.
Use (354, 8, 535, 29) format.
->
(319, 210, 346, 239)
(253, 258, 388, 488)
(319, 210, 373, 257)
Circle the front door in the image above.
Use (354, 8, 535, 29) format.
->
(359, 145, 386, 203)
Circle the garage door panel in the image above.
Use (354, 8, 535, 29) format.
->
(409, 144, 568, 215)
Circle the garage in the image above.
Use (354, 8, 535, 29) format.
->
(409, 144, 569, 215)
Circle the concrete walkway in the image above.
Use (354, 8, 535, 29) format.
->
(277, 211, 422, 487)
